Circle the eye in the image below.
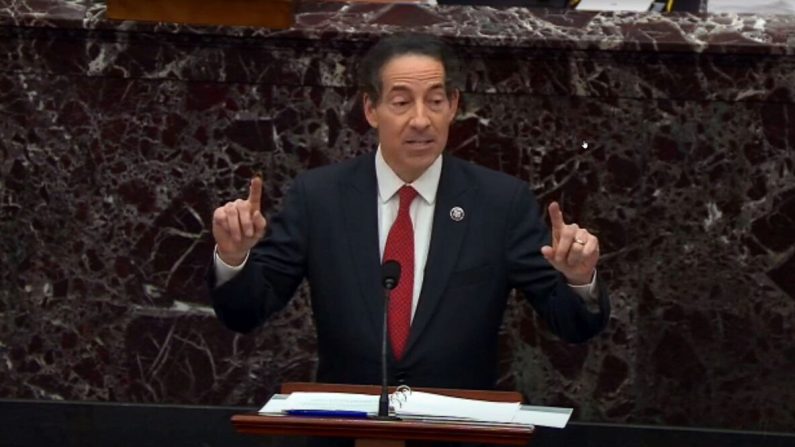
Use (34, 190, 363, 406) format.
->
(389, 98, 411, 112)
(428, 97, 446, 109)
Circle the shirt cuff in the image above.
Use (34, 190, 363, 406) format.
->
(568, 269, 598, 301)
(213, 245, 249, 287)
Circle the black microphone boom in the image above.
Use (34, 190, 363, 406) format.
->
(377, 260, 401, 419)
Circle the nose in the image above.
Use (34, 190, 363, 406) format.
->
(409, 101, 431, 130)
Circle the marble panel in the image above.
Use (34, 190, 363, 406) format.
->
(1, 0, 793, 433)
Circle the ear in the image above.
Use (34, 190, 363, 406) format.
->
(363, 93, 379, 129)
(447, 89, 460, 123)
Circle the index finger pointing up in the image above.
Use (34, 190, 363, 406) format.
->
(548, 201, 566, 231)
(248, 175, 263, 213)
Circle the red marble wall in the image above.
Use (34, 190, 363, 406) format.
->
(1, 0, 793, 432)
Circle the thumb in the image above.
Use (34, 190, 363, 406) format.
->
(541, 245, 555, 260)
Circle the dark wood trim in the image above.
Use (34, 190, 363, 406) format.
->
(107, 0, 294, 29)
(232, 413, 533, 445)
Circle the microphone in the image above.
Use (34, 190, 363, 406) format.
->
(382, 260, 400, 291)
(377, 260, 401, 419)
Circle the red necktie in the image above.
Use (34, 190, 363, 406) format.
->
(383, 185, 418, 361)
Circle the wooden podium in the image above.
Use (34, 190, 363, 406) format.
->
(232, 382, 534, 447)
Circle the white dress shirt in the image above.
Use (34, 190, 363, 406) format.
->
(214, 149, 598, 317)
(375, 148, 440, 321)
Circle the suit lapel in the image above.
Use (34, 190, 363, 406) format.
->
(340, 154, 384, 337)
(405, 156, 474, 356)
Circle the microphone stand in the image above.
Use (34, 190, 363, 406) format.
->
(377, 285, 392, 418)
(375, 261, 400, 420)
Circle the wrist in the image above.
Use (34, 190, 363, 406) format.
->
(566, 270, 594, 286)
(216, 249, 247, 267)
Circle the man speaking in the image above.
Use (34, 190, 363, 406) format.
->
(208, 34, 610, 390)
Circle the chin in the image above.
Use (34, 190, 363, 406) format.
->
(410, 149, 440, 163)
(408, 154, 440, 173)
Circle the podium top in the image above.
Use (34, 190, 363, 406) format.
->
(281, 381, 524, 403)
(230, 382, 533, 445)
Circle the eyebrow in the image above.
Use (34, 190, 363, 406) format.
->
(387, 85, 412, 95)
(386, 83, 446, 95)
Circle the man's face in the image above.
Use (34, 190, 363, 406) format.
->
(364, 54, 459, 182)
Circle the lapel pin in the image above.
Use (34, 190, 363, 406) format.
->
(449, 206, 465, 222)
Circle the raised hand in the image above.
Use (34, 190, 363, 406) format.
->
(540, 201, 599, 285)
(212, 176, 268, 266)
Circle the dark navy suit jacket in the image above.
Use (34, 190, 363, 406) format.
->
(209, 153, 610, 390)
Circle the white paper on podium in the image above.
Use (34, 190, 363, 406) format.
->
(256, 391, 573, 428)
(576, 0, 654, 11)
(258, 393, 290, 413)
(397, 391, 520, 424)
(512, 405, 573, 429)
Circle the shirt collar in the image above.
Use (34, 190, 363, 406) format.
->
(375, 146, 442, 205)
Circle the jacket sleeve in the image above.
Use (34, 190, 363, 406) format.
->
(206, 175, 310, 333)
(504, 183, 610, 343)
